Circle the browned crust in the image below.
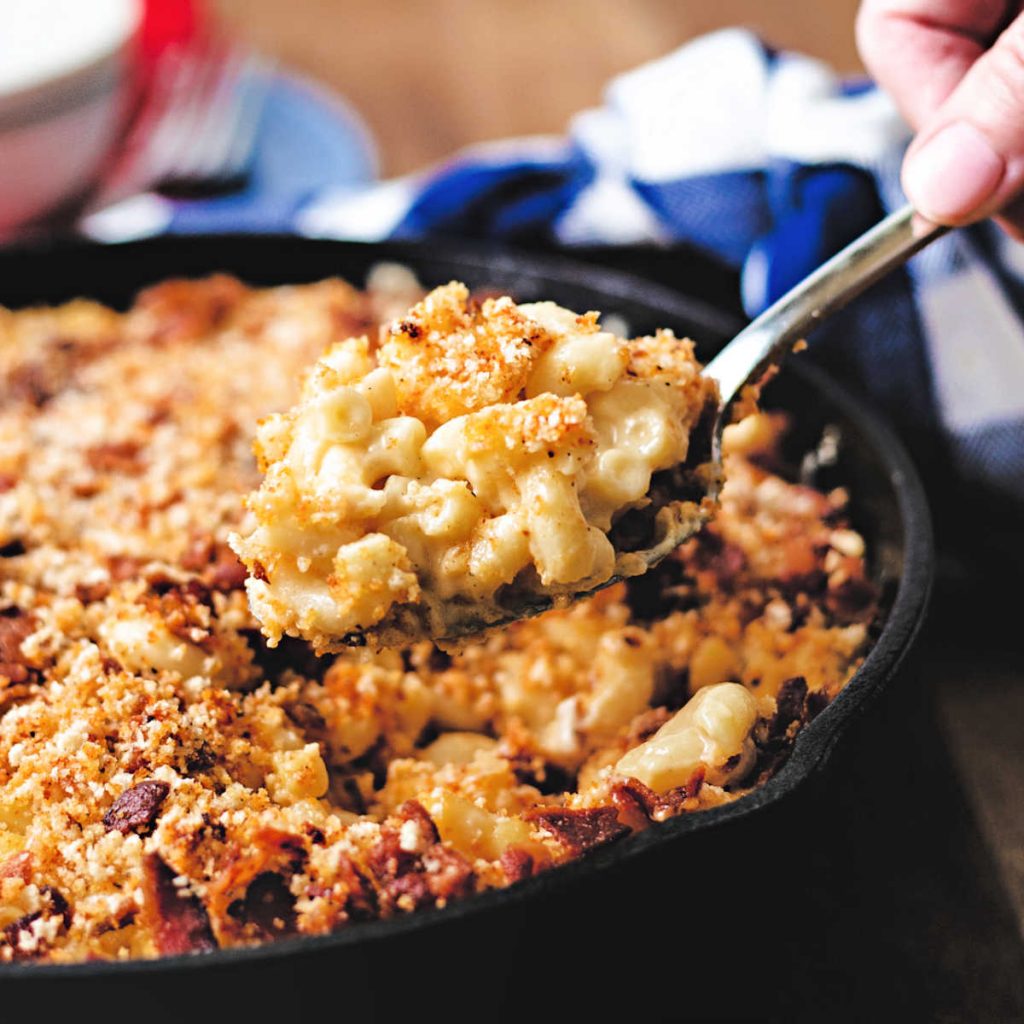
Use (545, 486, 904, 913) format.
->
(0, 276, 876, 964)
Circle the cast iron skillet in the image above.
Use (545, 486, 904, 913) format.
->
(0, 236, 932, 1019)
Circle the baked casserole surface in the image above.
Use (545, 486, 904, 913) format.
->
(0, 273, 877, 963)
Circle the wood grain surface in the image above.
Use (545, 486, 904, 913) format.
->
(213, 0, 863, 175)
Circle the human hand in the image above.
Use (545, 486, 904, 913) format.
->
(857, 1, 1024, 237)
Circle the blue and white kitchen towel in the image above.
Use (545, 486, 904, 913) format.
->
(84, 29, 1024, 502)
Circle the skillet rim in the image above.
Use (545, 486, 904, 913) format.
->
(0, 233, 932, 978)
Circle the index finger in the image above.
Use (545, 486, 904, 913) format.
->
(856, 0, 1012, 127)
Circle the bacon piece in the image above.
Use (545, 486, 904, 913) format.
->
(40, 886, 71, 929)
(141, 854, 216, 956)
(366, 829, 417, 883)
(367, 805, 475, 915)
(377, 843, 475, 913)
(303, 824, 326, 846)
(653, 766, 706, 817)
(75, 580, 112, 604)
(655, 770, 704, 815)
(525, 807, 629, 855)
(0, 851, 32, 882)
(103, 780, 170, 835)
(807, 689, 829, 720)
(185, 744, 216, 774)
(385, 872, 432, 912)
(608, 782, 655, 833)
(3, 332, 117, 408)
(85, 440, 144, 475)
(180, 535, 248, 592)
(499, 848, 535, 885)
(422, 845, 474, 903)
(3, 911, 43, 958)
(608, 769, 706, 825)
(0, 608, 35, 686)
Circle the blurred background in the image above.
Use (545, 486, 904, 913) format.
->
(1, 0, 866, 235)
(212, 0, 862, 174)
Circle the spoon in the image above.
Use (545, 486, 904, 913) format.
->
(702, 203, 945, 485)
(398, 205, 946, 644)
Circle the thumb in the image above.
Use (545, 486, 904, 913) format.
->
(903, 12, 1024, 230)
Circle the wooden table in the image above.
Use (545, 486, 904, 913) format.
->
(214, 0, 863, 175)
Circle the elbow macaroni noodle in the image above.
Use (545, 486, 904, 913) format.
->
(614, 683, 759, 792)
(231, 283, 717, 650)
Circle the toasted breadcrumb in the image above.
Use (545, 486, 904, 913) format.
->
(0, 274, 877, 963)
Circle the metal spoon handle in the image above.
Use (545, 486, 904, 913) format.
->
(704, 204, 947, 406)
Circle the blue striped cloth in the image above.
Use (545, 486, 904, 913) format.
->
(84, 29, 1024, 502)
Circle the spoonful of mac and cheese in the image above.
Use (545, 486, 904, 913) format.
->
(231, 204, 945, 651)
(230, 281, 718, 651)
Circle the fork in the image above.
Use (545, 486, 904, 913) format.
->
(86, 38, 271, 212)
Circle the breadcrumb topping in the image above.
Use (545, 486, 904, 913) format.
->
(0, 273, 877, 964)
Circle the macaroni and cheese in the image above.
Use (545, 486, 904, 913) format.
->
(0, 274, 877, 963)
(230, 283, 718, 650)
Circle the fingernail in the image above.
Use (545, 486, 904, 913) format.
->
(903, 121, 1005, 222)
